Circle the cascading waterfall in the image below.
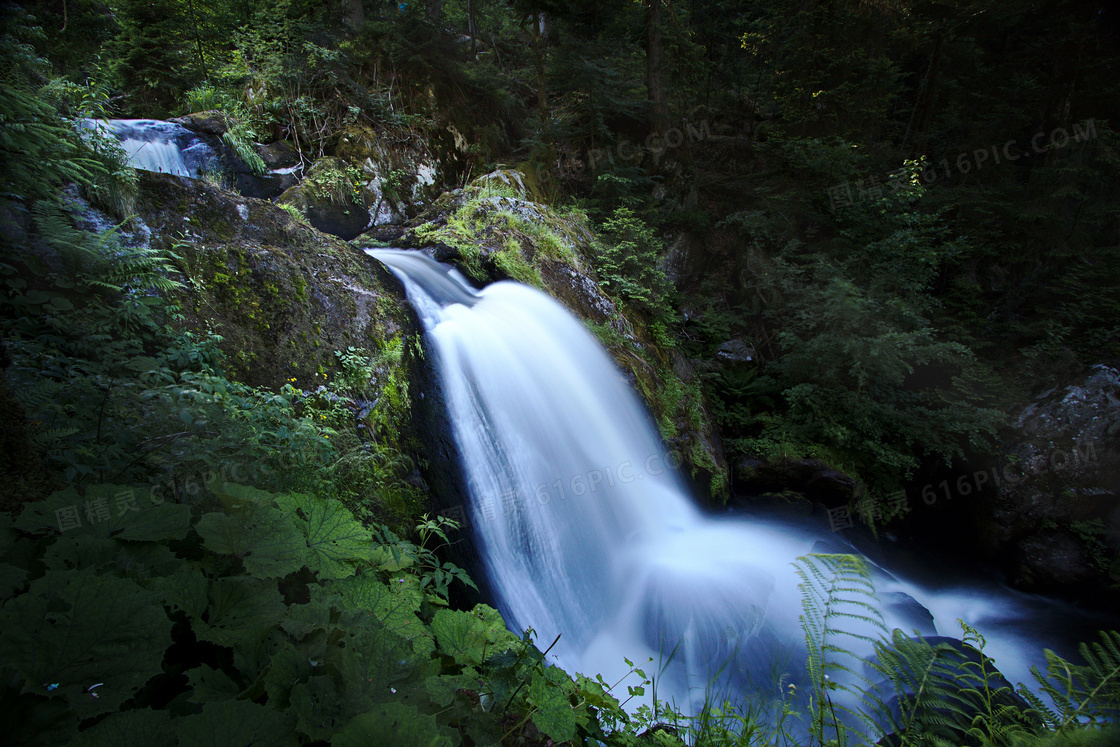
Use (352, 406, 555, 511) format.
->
(80, 119, 219, 178)
(372, 248, 1061, 724)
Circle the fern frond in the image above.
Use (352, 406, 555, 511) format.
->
(795, 553, 887, 743)
(1032, 630, 1120, 730)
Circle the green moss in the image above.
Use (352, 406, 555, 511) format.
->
(494, 238, 543, 287)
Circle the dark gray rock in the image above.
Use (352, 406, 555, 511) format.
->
(981, 365, 1120, 597)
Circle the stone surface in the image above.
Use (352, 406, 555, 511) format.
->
(277, 157, 372, 240)
(982, 365, 1120, 596)
(170, 110, 231, 137)
(132, 171, 418, 391)
(733, 456, 858, 504)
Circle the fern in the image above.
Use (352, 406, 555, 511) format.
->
(794, 553, 886, 745)
(1023, 630, 1120, 732)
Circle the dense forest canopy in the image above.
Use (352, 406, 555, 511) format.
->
(2, 0, 1120, 744)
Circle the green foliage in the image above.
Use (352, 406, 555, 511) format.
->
(597, 206, 673, 318)
(221, 121, 267, 175)
(1022, 630, 1120, 732)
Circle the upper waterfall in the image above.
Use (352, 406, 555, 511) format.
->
(81, 119, 219, 178)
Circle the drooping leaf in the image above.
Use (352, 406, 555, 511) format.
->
(66, 707, 175, 747)
(290, 675, 347, 741)
(279, 600, 331, 641)
(0, 568, 172, 718)
(153, 564, 210, 618)
(192, 576, 285, 648)
(275, 493, 372, 579)
(0, 562, 30, 599)
(185, 664, 242, 703)
(208, 480, 283, 514)
(196, 506, 309, 579)
(262, 641, 314, 709)
(42, 534, 120, 572)
(331, 702, 454, 747)
(15, 486, 191, 542)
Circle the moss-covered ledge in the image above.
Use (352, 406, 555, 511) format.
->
(379, 168, 730, 500)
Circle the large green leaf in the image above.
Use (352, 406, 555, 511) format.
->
(66, 708, 175, 747)
(279, 599, 331, 641)
(331, 702, 454, 747)
(196, 506, 309, 579)
(262, 641, 314, 709)
(431, 605, 517, 667)
(174, 699, 298, 747)
(42, 534, 120, 572)
(274, 493, 371, 579)
(15, 486, 191, 542)
(185, 664, 242, 703)
(0, 562, 29, 599)
(328, 575, 431, 655)
(208, 481, 281, 513)
(290, 675, 347, 741)
(0, 568, 172, 718)
(528, 667, 583, 743)
(192, 576, 286, 648)
(153, 565, 209, 618)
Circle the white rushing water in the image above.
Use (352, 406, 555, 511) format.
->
(372, 248, 1062, 725)
(81, 119, 218, 178)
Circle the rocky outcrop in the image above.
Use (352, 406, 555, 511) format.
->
(170, 110, 231, 137)
(378, 167, 731, 499)
(981, 365, 1120, 596)
(732, 457, 858, 505)
(131, 171, 418, 393)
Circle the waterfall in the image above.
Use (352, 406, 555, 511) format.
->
(81, 119, 218, 178)
(372, 249, 1068, 723)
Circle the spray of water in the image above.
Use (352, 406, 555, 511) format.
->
(372, 248, 1061, 722)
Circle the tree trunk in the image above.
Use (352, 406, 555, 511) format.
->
(467, 0, 477, 54)
(646, 0, 670, 134)
(532, 10, 549, 135)
(342, 0, 365, 32)
(426, 0, 440, 23)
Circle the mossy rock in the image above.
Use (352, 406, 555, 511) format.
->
(133, 171, 416, 393)
(277, 158, 371, 240)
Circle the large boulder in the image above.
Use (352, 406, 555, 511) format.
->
(981, 364, 1120, 597)
(170, 110, 231, 137)
(132, 171, 419, 392)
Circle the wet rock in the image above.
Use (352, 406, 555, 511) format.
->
(715, 339, 756, 363)
(170, 110, 231, 137)
(980, 364, 1120, 599)
(132, 170, 417, 391)
(277, 157, 372, 240)
(256, 140, 300, 170)
(1013, 530, 1096, 591)
(394, 168, 731, 499)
